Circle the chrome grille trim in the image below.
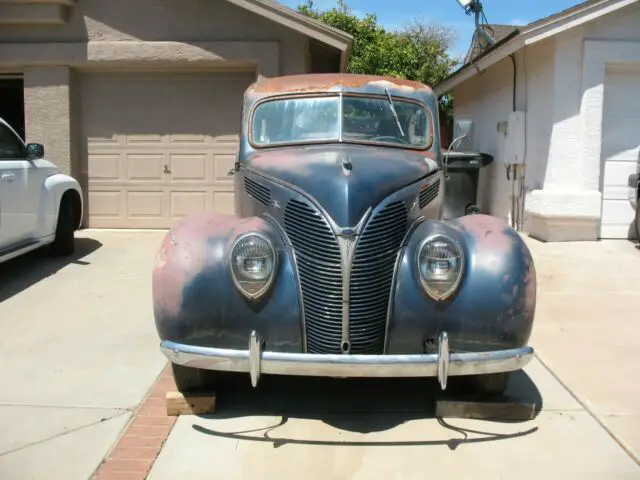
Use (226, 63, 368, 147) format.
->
(349, 201, 409, 354)
(419, 179, 440, 209)
(284, 199, 343, 354)
(244, 177, 271, 206)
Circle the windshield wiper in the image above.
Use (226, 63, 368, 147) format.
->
(384, 88, 405, 137)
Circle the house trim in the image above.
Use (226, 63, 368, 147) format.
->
(0, 41, 281, 78)
(224, 0, 353, 71)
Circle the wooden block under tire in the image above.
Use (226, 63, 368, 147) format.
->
(435, 399, 536, 421)
(165, 390, 217, 416)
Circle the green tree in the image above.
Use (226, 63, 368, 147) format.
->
(297, 0, 460, 120)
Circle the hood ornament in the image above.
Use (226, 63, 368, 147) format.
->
(342, 156, 353, 176)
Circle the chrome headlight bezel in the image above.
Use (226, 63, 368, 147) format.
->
(415, 234, 465, 302)
(229, 231, 278, 301)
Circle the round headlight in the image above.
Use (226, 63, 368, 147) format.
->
(230, 233, 277, 300)
(416, 235, 464, 301)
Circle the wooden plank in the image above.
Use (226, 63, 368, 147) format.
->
(165, 390, 217, 416)
(436, 400, 536, 421)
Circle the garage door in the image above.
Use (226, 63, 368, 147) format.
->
(82, 71, 255, 228)
(600, 64, 640, 239)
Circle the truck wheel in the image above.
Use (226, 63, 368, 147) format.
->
(171, 363, 219, 392)
(635, 204, 640, 240)
(50, 198, 75, 256)
(465, 204, 480, 215)
(456, 372, 510, 398)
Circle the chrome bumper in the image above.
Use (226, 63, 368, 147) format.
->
(161, 331, 534, 390)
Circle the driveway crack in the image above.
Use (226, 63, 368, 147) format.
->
(0, 410, 130, 458)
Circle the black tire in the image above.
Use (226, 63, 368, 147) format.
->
(455, 372, 510, 398)
(50, 198, 75, 256)
(635, 202, 640, 241)
(465, 204, 480, 215)
(171, 363, 220, 393)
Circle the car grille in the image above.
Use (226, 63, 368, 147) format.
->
(284, 198, 409, 355)
(419, 178, 440, 209)
(349, 201, 409, 354)
(284, 199, 343, 354)
(244, 177, 271, 206)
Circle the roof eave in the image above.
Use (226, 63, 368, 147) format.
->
(224, 0, 353, 68)
(434, 0, 640, 96)
(434, 30, 522, 96)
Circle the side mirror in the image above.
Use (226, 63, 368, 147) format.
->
(26, 143, 45, 160)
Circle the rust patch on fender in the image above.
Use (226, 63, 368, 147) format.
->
(456, 214, 514, 254)
(152, 213, 268, 319)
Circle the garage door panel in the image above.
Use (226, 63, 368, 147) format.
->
(600, 65, 640, 239)
(168, 153, 208, 181)
(171, 191, 208, 218)
(213, 153, 237, 183)
(88, 191, 122, 220)
(213, 191, 236, 215)
(129, 191, 164, 217)
(89, 154, 121, 180)
(83, 71, 255, 228)
(127, 154, 165, 181)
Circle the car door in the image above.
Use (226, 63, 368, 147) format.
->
(0, 121, 30, 249)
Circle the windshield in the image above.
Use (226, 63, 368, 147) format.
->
(250, 94, 431, 149)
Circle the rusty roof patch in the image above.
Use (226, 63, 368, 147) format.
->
(247, 73, 433, 96)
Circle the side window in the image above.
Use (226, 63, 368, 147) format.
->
(0, 124, 25, 159)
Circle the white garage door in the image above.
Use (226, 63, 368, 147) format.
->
(82, 71, 255, 228)
(600, 64, 640, 239)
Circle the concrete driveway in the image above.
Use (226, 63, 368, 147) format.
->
(0, 230, 639, 479)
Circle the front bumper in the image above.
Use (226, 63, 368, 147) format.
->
(161, 330, 534, 390)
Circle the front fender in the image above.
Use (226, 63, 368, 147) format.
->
(152, 212, 304, 352)
(39, 173, 84, 236)
(387, 214, 536, 354)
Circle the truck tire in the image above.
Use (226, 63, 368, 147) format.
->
(171, 363, 220, 393)
(635, 203, 640, 241)
(50, 198, 75, 256)
(454, 372, 510, 398)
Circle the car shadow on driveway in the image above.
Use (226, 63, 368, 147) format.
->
(0, 237, 103, 303)
(190, 369, 542, 449)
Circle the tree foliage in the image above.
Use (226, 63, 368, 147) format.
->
(297, 1, 460, 96)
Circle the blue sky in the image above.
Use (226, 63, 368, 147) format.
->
(279, 0, 580, 58)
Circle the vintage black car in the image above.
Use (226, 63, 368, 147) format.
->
(153, 73, 536, 397)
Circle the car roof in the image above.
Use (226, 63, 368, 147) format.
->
(245, 73, 434, 102)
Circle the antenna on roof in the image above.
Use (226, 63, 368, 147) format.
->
(456, 0, 495, 48)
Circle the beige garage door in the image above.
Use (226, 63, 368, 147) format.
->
(82, 71, 255, 228)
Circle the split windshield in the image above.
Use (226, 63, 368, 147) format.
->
(250, 94, 431, 149)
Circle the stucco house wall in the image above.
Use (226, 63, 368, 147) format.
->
(451, 1, 640, 241)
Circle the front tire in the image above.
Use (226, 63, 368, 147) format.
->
(171, 363, 220, 393)
(635, 202, 640, 240)
(50, 198, 75, 256)
(454, 372, 510, 398)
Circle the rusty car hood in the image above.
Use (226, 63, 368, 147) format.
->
(246, 144, 438, 227)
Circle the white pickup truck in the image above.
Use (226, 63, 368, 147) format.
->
(0, 117, 83, 264)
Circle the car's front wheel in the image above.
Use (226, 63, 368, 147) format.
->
(50, 198, 75, 256)
(171, 363, 220, 393)
(453, 372, 510, 398)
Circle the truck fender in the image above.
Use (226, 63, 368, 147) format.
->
(38, 174, 84, 237)
(152, 212, 304, 352)
(387, 214, 536, 354)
